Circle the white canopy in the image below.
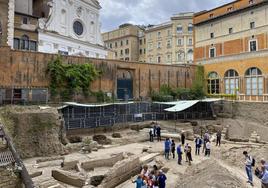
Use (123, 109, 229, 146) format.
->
(164, 100, 199, 112)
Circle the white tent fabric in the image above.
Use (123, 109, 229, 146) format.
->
(63, 101, 134, 108)
(164, 100, 200, 112)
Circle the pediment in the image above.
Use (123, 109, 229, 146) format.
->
(81, 0, 101, 9)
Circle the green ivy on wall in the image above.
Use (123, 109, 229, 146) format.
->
(46, 56, 100, 100)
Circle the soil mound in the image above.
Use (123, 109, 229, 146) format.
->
(177, 159, 243, 188)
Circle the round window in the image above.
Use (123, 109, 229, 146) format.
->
(73, 21, 83, 36)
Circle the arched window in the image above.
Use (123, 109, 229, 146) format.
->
(224, 69, 239, 94)
(21, 35, 29, 50)
(207, 72, 220, 94)
(245, 67, 263, 95)
(188, 23, 193, 32)
(187, 49, 193, 62)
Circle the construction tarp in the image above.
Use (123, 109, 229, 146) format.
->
(61, 101, 135, 108)
(162, 98, 222, 112)
(164, 100, 199, 112)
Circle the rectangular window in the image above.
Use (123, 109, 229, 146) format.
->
(115, 42, 117, 48)
(115, 52, 117, 57)
(250, 22, 255, 29)
(209, 48, 216, 58)
(188, 24, 193, 33)
(188, 38, 193, 46)
(157, 42, 161, 49)
(167, 40, 171, 48)
(22, 17, 28, 24)
(227, 7, 233, 11)
(249, 40, 257, 52)
(158, 32, 161, 38)
(126, 40, 128, 45)
(177, 38, 183, 46)
(120, 41, 123, 46)
(144, 49, 146, 54)
(110, 43, 112, 48)
(140, 39, 142, 45)
(177, 25, 183, 33)
(167, 30, 171, 36)
(13, 38, 20, 49)
(29, 41, 37, 51)
(125, 48, 129, 55)
(209, 13, 214, 18)
(140, 49, 142, 55)
(120, 50, 123, 55)
(210, 32, 214, 38)
(229, 28, 233, 34)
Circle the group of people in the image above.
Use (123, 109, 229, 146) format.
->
(149, 122, 162, 142)
(243, 151, 268, 187)
(133, 165, 167, 188)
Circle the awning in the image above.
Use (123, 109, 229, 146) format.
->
(164, 100, 199, 112)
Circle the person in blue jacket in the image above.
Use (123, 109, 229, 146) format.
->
(177, 144, 183, 165)
(158, 170, 167, 188)
(164, 138, 171, 160)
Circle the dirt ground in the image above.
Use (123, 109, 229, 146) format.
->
(22, 121, 267, 188)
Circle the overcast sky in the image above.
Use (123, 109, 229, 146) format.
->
(99, 0, 233, 32)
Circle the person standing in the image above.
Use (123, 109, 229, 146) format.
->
(132, 175, 146, 188)
(243, 151, 254, 186)
(153, 124, 157, 137)
(205, 140, 211, 157)
(261, 166, 268, 188)
(195, 136, 202, 155)
(216, 130, 222, 147)
(186, 144, 193, 166)
(177, 144, 183, 165)
(164, 138, 171, 160)
(171, 140, 175, 159)
(181, 132, 185, 146)
(157, 170, 167, 188)
(156, 125, 161, 142)
(149, 128, 154, 142)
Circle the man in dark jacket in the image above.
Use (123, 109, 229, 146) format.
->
(181, 132, 185, 146)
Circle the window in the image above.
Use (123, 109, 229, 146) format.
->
(177, 25, 183, 33)
(167, 54, 171, 63)
(157, 56, 161, 63)
(209, 13, 214, 18)
(13, 38, 20, 49)
(115, 52, 118, 57)
(250, 22, 255, 29)
(140, 49, 142, 55)
(125, 48, 129, 55)
(167, 40, 171, 48)
(207, 72, 220, 94)
(167, 30, 171, 36)
(224, 70, 239, 94)
(22, 17, 28, 24)
(187, 49, 193, 62)
(120, 40, 123, 46)
(177, 50, 185, 62)
(157, 42, 161, 49)
(188, 38, 193, 46)
(188, 24, 193, 33)
(21, 35, 29, 50)
(249, 40, 257, 52)
(29, 41, 37, 51)
(110, 43, 112, 48)
(120, 50, 123, 56)
(158, 32, 161, 38)
(140, 39, 142, 45)
(73, 20, 83, 36)
(125, 57, 129, 61)
(209, 47, 216, 58)
(210, 32, 214, 38)
(249, 0, 254, 4)
(227, 7, 233, 12)
(229, 28, 233, 34)
(144, 38, 146, 43)
(126, 40, 129, 45)
(177, 38, 183, 46)
(245, 67, 263, 95)
(115, 42, 117, 48)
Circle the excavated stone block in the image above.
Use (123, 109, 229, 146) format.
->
(51, 170, 85, 188)
(62, 160, 79, 170)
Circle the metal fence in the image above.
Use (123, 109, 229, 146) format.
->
(60, 102, 213, 130)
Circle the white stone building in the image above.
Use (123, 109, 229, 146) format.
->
(10, 0, 107, 58)
(38, 0, 107, 58)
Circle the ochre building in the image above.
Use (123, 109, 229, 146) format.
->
(194, 0, 268, 102)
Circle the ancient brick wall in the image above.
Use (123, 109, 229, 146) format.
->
(0, 47, 197, 100)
